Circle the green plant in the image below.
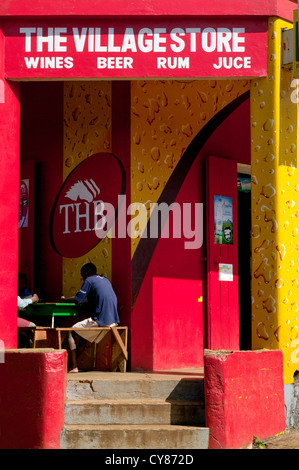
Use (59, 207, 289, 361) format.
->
(253, 436, 266, 449)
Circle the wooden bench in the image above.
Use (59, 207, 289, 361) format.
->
(29, 325, 128, 372)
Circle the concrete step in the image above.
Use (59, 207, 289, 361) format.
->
(64, 398, 205, 426)
(66, 372, 204, 401)
(60, 424, 209, 449)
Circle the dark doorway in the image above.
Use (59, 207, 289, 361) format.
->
(237, 174, 251, 350)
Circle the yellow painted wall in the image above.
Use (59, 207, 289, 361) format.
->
(131, 79, 250, 257)
(62, 81, 112, 297)
(251, 18, 299, 384)
(61, 77, 254, 344)
(62, 79, 250, 291)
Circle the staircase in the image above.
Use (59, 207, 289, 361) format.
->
(60, 370, 209, 449)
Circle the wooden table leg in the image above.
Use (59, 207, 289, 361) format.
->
(111, 328, 128, 360)
(111, 327, 128, 372)
(33, 329, 37, 348)
(58, 330, 62, 349)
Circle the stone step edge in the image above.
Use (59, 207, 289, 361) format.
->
(66, 382, 204, 389)
(65, 398, 204, 405)
(66, 374, 205, 380)
(62, 424, 208, 431)
(61, 424, 210, 449)
(66, 372, 204, 381)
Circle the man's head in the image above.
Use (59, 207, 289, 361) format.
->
(81, 263, 97, 280)
(18, 272, 27, 295)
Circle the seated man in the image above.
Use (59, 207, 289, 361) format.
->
(67, 262, 119, 373)
(18, 272, 32, 298)
(17, 293, 39, 347)
(18, 293, 39, 326)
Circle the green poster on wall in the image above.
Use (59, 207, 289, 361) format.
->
(214, 195, 233, 245)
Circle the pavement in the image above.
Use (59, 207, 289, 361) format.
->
(261, 431, 299, 449)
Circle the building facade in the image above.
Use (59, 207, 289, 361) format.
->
(0, 0, 298, 385)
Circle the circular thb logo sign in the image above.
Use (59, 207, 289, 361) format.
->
(50, 152, 126, 258)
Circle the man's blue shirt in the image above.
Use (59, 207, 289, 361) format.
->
(75, 275, 119, 326)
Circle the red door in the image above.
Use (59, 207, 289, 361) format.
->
(152, 277, 204, 369)
(206, 155, 239, 350)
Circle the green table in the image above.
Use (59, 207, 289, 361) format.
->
(23, 302, 78, 327)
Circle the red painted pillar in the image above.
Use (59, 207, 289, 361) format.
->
(0, 23, 20, 348)
(0, 350, 67, 449)
(204, 350, 285, 449)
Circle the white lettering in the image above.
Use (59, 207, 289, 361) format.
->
(60, 204, 74, 234)
(45, 57, 55, 68)
(138, 28, 153, 53)
(223, 57, 233, 69)
(290, 79, 299, 104)
(234, 57, 243, 69)
(24, 56, 39, 68)
(60, 195, 204, 250)
(186, 28, 201, 52)
(202, 27, 216, 52)
(149, 202, 182, 239)
(157, 57, 167, 68)
(94, 200, 106, 231)
(95, 28, 107, 52)
(20, 27, 36, 52)
(117, 195, 127, 239)
(73, 27, 87, 52)
(157, 57, 189, 69)
(183, 203, 203, 249)
(0, 339, 4, 364)
(124, 57, 134, 68)
(212, 56, 251, 69)
(37, 27, 54, 52)
(21, 27, 68, 52)
(244, 56, 251, 68)
(154, 28, 167, 52)
(127, 202, 148, 239)
(107, 57, 115, 68)
(291, 339, 299, 364)
(64, 57, 74, 68)
(97, 57, 133, 68)
(20, 25, 247, 56)
(75, 202, 91, 233)
(232, 28, 245, 52)
(24, 56, 74, 69)
(108, 28, 121, 52)
(97, 57, 106, 68)
(170, 28, 185, 53)
(54, 28, 67, 52)
(121, 28, 137, 52)
(217, 28, 232, 52)
(88, 28, 94, 52)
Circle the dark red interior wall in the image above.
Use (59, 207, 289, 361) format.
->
(131, 97, 250, 370)
(20, 82, 63, 301)
(203, 99, 251, 165)
(111, 82, 132, 329)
